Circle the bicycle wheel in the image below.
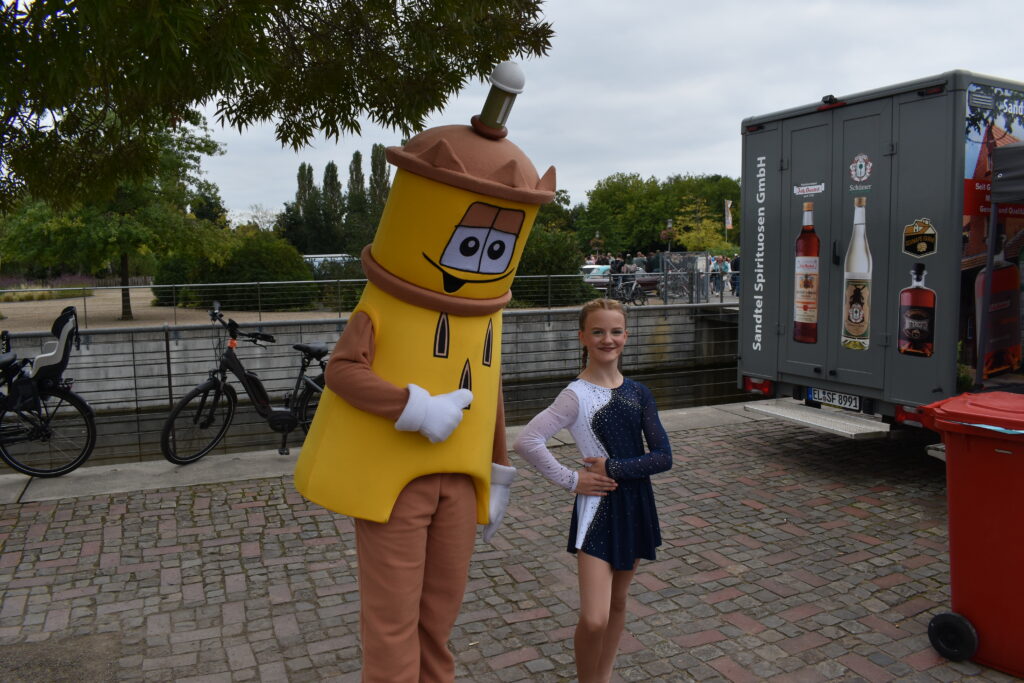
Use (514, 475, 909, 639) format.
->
(296, 373, 325, 433)
(631, 287, 648, 305)
(0, 387, 96, 477)
(161, 380, 236, 465)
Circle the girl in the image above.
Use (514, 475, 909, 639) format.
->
(513, 298, 672, 682)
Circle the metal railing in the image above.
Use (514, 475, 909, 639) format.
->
(0, 303, 742, 471)
(0, 272, 740, 332)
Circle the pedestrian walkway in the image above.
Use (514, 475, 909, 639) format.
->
(0, 402, 1012, 681)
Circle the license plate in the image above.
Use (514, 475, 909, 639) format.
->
(807, 387, 861, 411)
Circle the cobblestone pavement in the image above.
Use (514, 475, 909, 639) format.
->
(0, 417, 1017, 682)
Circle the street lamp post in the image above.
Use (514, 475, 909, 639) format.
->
(661, 219, 674, 304)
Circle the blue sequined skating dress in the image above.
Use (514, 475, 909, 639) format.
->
(513, 378, 672, 570)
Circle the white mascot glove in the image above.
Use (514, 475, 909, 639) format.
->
(481, 463, 517, 544)
(395, 384, 473, 443)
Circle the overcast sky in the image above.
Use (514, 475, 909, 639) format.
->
(201, 0, 1024, 222)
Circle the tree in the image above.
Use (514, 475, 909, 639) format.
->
(511, 223, 594, 307)
(296, 163, 316, 210)
(189, 180, 228, 224)
(344, 151, 371, 253)
(367, 144, 391, 231)
(0, 115, 228, 319)
(242, 204, 279, 232)
(278, 162, 331, 254)
(576, 174, 668, 254)
(1, 1, 553, 211)
(322, 161, 345, 252)
(535, 189, 582, 233)
(673, 214, 734, 254)
(662, 174, 741, 247)
(517, 224, 586, 276)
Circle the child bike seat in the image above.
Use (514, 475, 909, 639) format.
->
(30, 306, 78, 383)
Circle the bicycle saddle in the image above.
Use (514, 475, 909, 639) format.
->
(293, 343, 329, 360)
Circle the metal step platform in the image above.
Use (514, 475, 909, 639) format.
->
(744, 398, 892, 439)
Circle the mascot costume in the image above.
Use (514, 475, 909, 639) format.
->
(294, 62, 555, 682)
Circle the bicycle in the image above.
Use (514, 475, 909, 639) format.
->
(159, 302, 328, 465)
(607, 274, 648, 305)
(0, 306, 97, 477)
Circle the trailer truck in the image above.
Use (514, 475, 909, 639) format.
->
(738, 70, 1024, 437)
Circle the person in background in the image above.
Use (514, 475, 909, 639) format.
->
(730, 253, 741, 295)
(514, 298, 672, 683)
(633, 251, 647, 272)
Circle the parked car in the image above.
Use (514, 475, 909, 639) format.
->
(581, 265, 660, 293)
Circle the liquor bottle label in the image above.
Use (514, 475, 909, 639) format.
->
(794, 257, 819, 323)
(899, 306, 934, 343)
(843, 278, 871, 340)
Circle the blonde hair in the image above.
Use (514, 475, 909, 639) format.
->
(578, 298, 626, 330)
(579, 298, 627, 369)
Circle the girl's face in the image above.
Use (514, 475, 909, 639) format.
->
(579, 309, 628, 364)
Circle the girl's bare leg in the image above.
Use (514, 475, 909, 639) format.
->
(575, 553, 638, 683)
(595, 560, 638, 681)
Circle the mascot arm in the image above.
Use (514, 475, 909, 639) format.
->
(492, 378, 510, 466)
(326, 312, 407, 420)
(481, 380, 515, 543)
(328, 312, 472, 443)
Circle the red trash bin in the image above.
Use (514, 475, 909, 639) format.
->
(921, 391, 1024, 677)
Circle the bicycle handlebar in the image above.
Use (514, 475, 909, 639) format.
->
(209, 309, 276, 345)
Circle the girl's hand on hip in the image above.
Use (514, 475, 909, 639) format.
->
(582, 456, 609, 477)
(575, 468, 616, 496)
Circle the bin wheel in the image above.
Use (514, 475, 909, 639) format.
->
(928, 612, 979, 661)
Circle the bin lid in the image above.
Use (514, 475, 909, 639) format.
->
(922, 391, 1024, 434)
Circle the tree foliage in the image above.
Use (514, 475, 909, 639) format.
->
(0, 116, 228, 318)
(576, 174, 667, 255)
(153, 229, 317, 311)
(1, 0, 553, 211)
(367, 143, 391, 232)
(344, 151, 372, 253)
(673, 216, 735, 254)
(511, 223, 596, 307)
(322, 161, 344, 251)
(189, 180, 228, 224)
(535, 188, 582, 233)
(574, 173, 740, 257)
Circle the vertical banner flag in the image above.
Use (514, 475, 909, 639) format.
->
(724, 199, 734, 230)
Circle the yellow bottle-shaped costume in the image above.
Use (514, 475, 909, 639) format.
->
(295, 123, 555, 523)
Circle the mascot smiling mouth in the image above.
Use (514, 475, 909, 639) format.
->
(423, 253, 513, 294)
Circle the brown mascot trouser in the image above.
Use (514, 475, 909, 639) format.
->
(354, 473, 477, 683)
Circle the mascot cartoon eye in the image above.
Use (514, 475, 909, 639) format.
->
(441, 226, 491, 271)
(479, 231, 516, 274)
(460, 236, 481, 257)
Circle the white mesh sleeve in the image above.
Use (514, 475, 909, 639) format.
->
(512, 388, 580, 492)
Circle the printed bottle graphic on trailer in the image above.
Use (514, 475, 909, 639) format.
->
(842, 196, 872, 350)
(793, 201, 819, 344)
(898, 263, 936, 358)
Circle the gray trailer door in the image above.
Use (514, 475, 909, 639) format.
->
(828, 98, 893, 388)
(778, 99, 893, 391)
(885, 89, 958, 405)
(779, 111, 833, 379)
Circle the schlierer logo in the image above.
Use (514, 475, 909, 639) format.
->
(849, 153, 872, 182)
